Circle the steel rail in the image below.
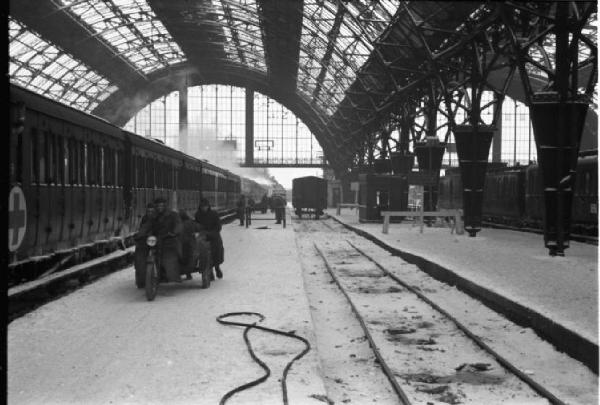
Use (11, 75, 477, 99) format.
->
(313, 243, 413, 405)
(344, 239, 567, 405)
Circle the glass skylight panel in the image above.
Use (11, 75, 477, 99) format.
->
(53, 0, 186, 75)
(344, 1, 398, 40)
(217, 0, 266, 72)
(9, 18, 117, 112)
(298, 0, 380, 115)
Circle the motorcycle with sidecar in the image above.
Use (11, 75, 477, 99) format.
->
(135, 231, 214, 301)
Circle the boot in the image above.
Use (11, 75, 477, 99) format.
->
(215, 265, 223, 279)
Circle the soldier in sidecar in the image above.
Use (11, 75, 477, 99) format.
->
(136, 198, 213, 301)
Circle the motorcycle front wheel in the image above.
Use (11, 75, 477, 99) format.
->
(145, 261, 158, 301)
(201, 260, 212, 289)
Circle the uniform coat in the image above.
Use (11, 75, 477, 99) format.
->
(152, 210, 183, 281)
(194, 207, 224, 266)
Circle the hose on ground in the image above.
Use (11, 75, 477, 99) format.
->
(216, 312, 311, 405)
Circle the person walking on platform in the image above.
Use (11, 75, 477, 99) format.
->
(134, 203, 156, 288)
(179, 210, 202, 280)
(271, 195, 286, 224)
(153, 197, 183, 282)
(195, 198, 224, 279)
(236, 195, 246, 226)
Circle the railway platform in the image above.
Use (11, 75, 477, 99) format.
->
(8, 210, 598, 404)
(327, 208, 598, 371)
(8, 213, 328, 405)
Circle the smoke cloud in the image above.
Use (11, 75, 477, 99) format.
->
(183, 127, 274, 186)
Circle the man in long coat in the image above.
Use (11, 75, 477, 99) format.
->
(195, 198, 224, 279)
(153, 197, 183, 282)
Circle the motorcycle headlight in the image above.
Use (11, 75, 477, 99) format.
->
(146, 236, 157, 247)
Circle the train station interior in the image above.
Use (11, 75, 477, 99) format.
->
(7, 1, 599, 404)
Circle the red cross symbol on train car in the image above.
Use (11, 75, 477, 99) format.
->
(9, 186, 27, 252)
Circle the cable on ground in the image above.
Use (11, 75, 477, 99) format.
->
(216, 312, 311, 405)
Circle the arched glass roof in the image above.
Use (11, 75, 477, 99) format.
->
(51, 0, 186, 75)
(298, 0, 398, 113)
(8, 1, 598, 172)
(9, 17, 118, 111)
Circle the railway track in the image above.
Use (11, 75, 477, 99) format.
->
(300, 219, 567, 405)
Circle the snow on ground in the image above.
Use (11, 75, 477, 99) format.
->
(9, 210, 597, 405)
(327, 209, 598, 344)
(294, 220, 398, 404)
(8, 215, 328, 405)
(325, 219, 597, 405)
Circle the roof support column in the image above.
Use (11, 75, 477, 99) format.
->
(245, 89, 254, 166)
(491, 93, 503, 163)
(179, 85, 188, 154)
(501, 1, 596, 256)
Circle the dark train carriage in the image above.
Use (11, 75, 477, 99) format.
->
(125, 133, 189, 232)
(482, 166, 527, 225)
(177, 154, 204, 217)
(200, 160, 238, 215)
(292, 176, 327, 219)
(572, 155, 598, 234)
(526, 154, 598, 235)
(224, 171, 242, 214)
(10, 85, 127, 259)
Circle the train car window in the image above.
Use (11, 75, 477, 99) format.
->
(152, 159, 157, 189)
(87, 143, 94, 185)
(54, 134, 61, 185)
(99, 147, 105, 186)
(11, 120, 24, 183)
(92, 144, 99, 185)
(86, 143, 93, 185)
(157, 160, 163, 188)
(584, 172, 591, 195)
(60, 136, 67, 185)
(146, 158, 153, 189)
(45, 133, 52, 184)
(109, 148, 115, 187)
(47, 132, 55, 184)
(132, 155, 137, 187)
(148, 157, 153, 189)
(106, 147, 113, 187)
(140, 156, 145, 188)
(115, 150, 121, 187)
(143, 157, 148, 188)
(77, 141, 83, 185)
(72, 139, 80, 185)
(165, 162, 169, 189)
(39, 131, 46, 183)
(137, 156, 142, 188)
(31, 129, 39, 184)
(83, 143, 88, 185)
(68, 139, 74, 184)
(133, 155, 139, 187)
(102, 147, 108, 186)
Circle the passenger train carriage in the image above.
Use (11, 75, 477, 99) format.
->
(9, 84, 241, 264)
(438, 154, 598, 237)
